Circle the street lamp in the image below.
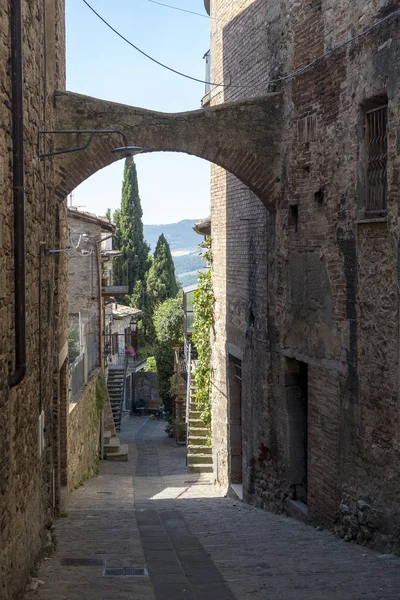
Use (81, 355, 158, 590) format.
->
(130, 314, 139, 332)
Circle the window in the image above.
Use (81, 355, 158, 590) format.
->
(365, 104, 388, 214)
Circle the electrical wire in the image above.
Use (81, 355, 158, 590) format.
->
(81, 0, 225, 87)
(147, 0, 212, 20)
(81, 0, 400, 90)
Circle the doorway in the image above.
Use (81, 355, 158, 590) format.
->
(286, 359, 308, 504)
(228, 355, 243, 486)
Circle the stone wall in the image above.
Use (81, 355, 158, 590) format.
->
(68, 212, 101, 371)
(67, 371, 102, 492)
(0, 1, 68, 598)
(132, 372, 160, 411)
(209, 0, 400, 549)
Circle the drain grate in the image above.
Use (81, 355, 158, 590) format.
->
(103, 568, 148, 577)
(61, 558, 106, 567)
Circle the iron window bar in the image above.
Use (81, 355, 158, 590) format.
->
(38, 129, 142, 160)
(365, 105, 388, 214)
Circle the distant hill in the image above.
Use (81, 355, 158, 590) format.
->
(144, 219, 207, 287)
(144, 219, 203, 253)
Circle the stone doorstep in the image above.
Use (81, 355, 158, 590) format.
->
(188, 445, 212, 455)
(188, 464, 213, 473)
(287, 499, 310, 524)
(103, 437, 121, 453)
(231, 483, 243, 501)
(105, 443, 129, 462)
(187, 454, 213, 465)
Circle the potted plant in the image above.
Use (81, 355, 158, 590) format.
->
(173, 419, 187, 445)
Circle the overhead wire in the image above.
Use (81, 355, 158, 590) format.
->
(81, 0, 400, 91)
(147, 0, 223, 21)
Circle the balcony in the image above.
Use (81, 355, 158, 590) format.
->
(102, 284, 129, 297)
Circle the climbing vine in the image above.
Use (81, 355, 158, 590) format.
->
(192, 238, 214, 437)
(95, 372, 108, 413)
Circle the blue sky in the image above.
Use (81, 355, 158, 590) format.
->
(66, 0, 211, 224)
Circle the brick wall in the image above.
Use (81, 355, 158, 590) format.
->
(209, 0, 400, 547)
(0, 1, 68, 598)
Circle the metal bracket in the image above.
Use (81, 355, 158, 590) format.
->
(38, 129, 142, 160)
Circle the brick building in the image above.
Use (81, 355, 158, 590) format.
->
(205, 0, 400, 549)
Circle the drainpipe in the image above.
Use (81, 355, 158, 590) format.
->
(9, 0, 26, 388)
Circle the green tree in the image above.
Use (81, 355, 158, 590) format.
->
(147, 234, 178, 306)
(153, 297, 183, 346)
(112, 208, 122, 250)
(104, 208, 111, 221)
(154, 343, 174, 412)
(118, 157, 150, 293)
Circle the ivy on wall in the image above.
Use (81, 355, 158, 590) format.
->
(192, 238, 214, 436)
(95, 371, 107, 413)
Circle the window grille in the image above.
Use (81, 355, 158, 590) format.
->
(365, 105, 388, 214)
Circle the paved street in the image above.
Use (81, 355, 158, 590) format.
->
(25, 417, 400, 600)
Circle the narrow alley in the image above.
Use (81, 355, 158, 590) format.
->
(25, 417, 400, 600)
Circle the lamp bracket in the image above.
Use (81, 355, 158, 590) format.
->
(38, 129, 141, 160)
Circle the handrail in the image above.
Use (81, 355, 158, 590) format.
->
(117, 353, 129, 431)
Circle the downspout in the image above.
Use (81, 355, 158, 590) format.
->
(9, 0, 26, 387)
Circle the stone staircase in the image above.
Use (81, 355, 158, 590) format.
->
(103, 430, 128, 462)
(187, 392, 213, 474)
(107, 368, 124, 432)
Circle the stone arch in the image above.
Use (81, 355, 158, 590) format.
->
(52, 91, 282, 212)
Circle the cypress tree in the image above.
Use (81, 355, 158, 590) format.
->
(147, 234, 179, 306)
(119, 157, 150, 294)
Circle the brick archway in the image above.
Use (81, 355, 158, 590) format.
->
(52, 91, 282, 212)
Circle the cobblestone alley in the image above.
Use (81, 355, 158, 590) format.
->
(25, 417, 400, 600)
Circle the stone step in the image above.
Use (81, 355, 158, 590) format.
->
(187, 445, 212, 455)
(104, 437, 121, 453)
(189, 418, 204, 426)
(188, 464, 213, 474)
(189, 411, 202, 419)
(188, 427, 209, 437)
(103, 430, 112, 443)
(105, 443, 128, 462)
(187, 454, 213, 465)
(188, 436, 208, 445)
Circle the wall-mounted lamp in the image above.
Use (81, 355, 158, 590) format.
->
(130, 314, 139, 332)
(38, 129, 143, 160)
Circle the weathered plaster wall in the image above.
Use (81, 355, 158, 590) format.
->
(209, 0, 400, 549)
(67, 371, 102, 492)
(0, 1, 67, 598)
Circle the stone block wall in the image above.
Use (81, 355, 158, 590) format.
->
(209, 0, 400, 549)
(0, 1, 68, 598)
(67, 371, 102, 492)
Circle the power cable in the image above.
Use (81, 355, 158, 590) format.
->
(147, 0, 218, 21)
(81, 0, 400, 90)
(81, 0, 225, 87)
